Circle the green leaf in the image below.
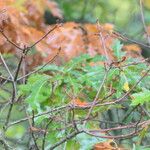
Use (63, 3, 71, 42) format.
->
(5, 125, 25, 139)
(19, 74, 50, 110)
(112, 39, 124, 59)
(66, 139, 80, 150)
(131, 90, 150, 106)
(64, 54, 91, 72)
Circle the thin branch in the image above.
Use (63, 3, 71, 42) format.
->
(113, 31, 150, 49)
(0, 24, 60, 51)
(0, 53, 17, 127)
(17, 48, 61, 81)
(0, 53, 14, 80)
(97, 21, 111, 63)
(139, 0, 150, 45)
(94, 65, 150, 107)
(7, 105, 68, 128)
(28, 24, 60, 49)
(28, 110, 39, 150)
(0, 139, 12, 150)
(83, 129, 140, 139)
(42, 118, 53, 150)
(122, 105, 140, 122)
(0, 130, 13, 150)
(49, 130, 83, 150)
(88, 121, 143, 133)
(14, 48, 27, 81)
(3, 49, 28, 127)
(83, 66, 111, 126)
(0, 30, 24, 51)
(0, 76, 12, 82)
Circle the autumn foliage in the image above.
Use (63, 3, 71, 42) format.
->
(0, 0, 142, 67)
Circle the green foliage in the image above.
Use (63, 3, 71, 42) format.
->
(18, 40, 150, 149)
(19, 74, 51, 110)
(56, 0, 138, 28)
(112, 39, 124, 59)
(131, 90, 150, 106)
(20, 54, 106, 111)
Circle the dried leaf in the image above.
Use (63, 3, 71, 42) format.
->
(123, 44, 141, 58)
(72, 98, 88, 107)
(94, 140, 126, 150)
(94, 140, 115, 150)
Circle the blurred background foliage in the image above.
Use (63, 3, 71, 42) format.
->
(54, 0, 150, 56)
(56, 0, 141, 31)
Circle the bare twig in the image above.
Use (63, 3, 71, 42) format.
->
(17, 47, 61, 81)
(97, 20, 111, 63)
(139, 0, 150, 45)
(42, 118, 53, 150)
(29, 24, 59, 49)
(0, 24, 60, 51)
(49, 130, 83, 150)
(0, 53, 17, 127)
(83, 129, 140, 139)
(0, 53, 14, 80)
(113, 31, 150, 49)
(29, 111, 39, 150)
(0, 76, 12, 82)
(7, 105, 68, 128)
(83, 65, 111, 127)
(0, 30, 24, 51)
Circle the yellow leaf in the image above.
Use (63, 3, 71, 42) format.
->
(123, 82, 129, 92)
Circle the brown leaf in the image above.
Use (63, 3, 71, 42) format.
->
(94, 140, 127, 150)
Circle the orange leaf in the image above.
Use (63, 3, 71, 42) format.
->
(72, 98, 88, 107)
(123, 44, 142, 58)
(94, 140, 126, 150)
